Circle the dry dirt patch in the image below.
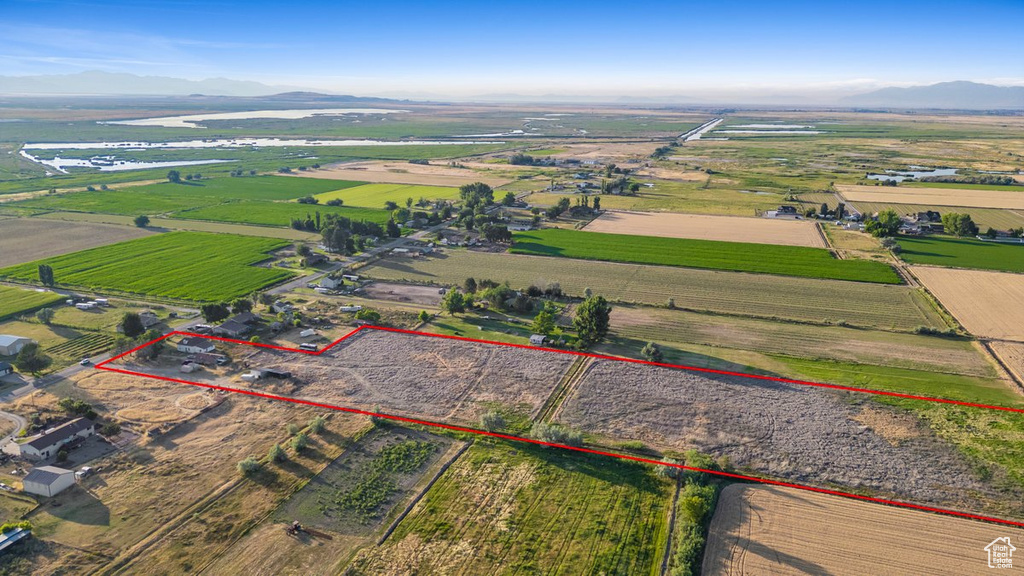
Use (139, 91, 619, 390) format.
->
(292, 160, 510, 187)
(583, 211, 826, 247)
(912, 266, 1024, 341)
(837, 184, 1024, 210)
(556, 360, 985, 505)
(703, 484, 1022, 575)
(0, 218, 153, 267)
(362, 281, 444, 307)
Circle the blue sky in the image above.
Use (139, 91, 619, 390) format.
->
(2, 0, 1023, 97)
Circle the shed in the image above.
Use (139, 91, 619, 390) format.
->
(0, 335, 33, 357)
(177, 337, 216, 354)
(529, 334, 547, 346)
(215, 319, 250, 338)
(0, 362, 12, 378)
(22, 466, 75, 497)
(138, 311, 161, 328)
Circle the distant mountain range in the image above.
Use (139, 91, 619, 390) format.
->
(839, 81, 1024, 109)
(1, 73, 1022, 109)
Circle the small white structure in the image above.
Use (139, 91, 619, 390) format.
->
(339, 305, 363, 312)
(0, 335, 34, 356)
(342, 274, 359, 282)
(529, 334, 547, 346)
(320, 276, 344, 290)
(271, 301, 293, 314)
(180, 362, 197, 373)
(177, 337, 216, 354)
(392, 248, 410, 255)
(94, 298, 109, 306)
(299, 329, 317, 338)
(22, 466, 76, 497)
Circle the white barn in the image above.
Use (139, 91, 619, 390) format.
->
(0, 335, 33, 356)
(22, 466, 76, 497)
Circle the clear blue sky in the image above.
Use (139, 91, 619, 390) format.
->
(2, 0, 1022, 97)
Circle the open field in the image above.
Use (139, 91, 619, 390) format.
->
(360, 250, 946, 330)
(511, 228, 899, 283)
(583, 211, 826, 247)
(528, 180, 786, 216)
(703, 484, 1022, 575)
(899, 235, 1024, 273)
(843, 201, 1024, 231)
(33, 211, 320, 241)
(313, 182, 459, 208)
(837, 184, 1024, 210)
(990, 342, 1024, 384)
(912, 266, 1024, 341)
(347, 442, 673, 575)
(555, 359, 988, 506)
(172, 200, 392, 227)
(0, 285, 63, 320)
(293, 160, 511, 187)
(0, 217, 153, 267)
(0, 231, 293, 301)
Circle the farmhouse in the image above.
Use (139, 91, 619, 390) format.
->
(507, 219, 534, 231)
(0, 362, 12, 378)
(0, 335, 33, 356)
(18, 418, 96, 460)
(177, 337, 216, 354)
(139, 311, 161, 329)
(22, 466, 76, 497)
(320, 275, 344, 290)
(230, 312, 261, 325)
(215, 319, 250, 338)
(272, 301, 294, 314)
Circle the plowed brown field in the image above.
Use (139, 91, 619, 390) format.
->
(912, 266, 1024, 341)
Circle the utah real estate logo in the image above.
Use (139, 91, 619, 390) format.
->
(985, 537, 1016, 569)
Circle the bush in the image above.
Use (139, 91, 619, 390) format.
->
(237, 457, 261, 476)
(0, 521, 31, 534)
(286, 423, 299, 435)
(35, 307, 55, 325)
(100, 422, 121, 437)
(530, 422, 583, 447)
(291, 432, 309, 452)
(480, 411, 505, 432)
(56, 449, 68, 463)
(308, 416, 326, 434)
(268, 443, 286, 463)
(326, 199, 343, 206)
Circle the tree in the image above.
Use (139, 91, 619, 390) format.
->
(296, 244, 312, 257)
(531, 309, 556, 335)
(441, 289, 466, 315)
(641, 341, 664, 363)
(100, 422, 121, 436)
(942, 212, 979, 237)
(120, 312, 145, 338)
(592, 196, 600, 211)
(38, 264, 54, 287)
(291, 432, 309, 452)
(384, 200, 399, 210)
(573, 295, 611, 348)
(167, 170, 181, 183)
(354, 308, 381, 323)
(15, 343, 50, 375)
(56, 449, 68, 463)
(820, 202, 829, 217)
(133, 215, 150, 227)
(835, 202, 846, 220)
(308, 415, 326, 434)
(481, 411, 506, 432)
(865, 209, 902, 238)
(418, 310, 431, 323)
(459, 182, 494, 208)
(237, 457, 261, 476)
(386, 218, 401, 238)
(231, 298, 253, 314)
(464, 277, 477, 294)
(201, 303, 231, 323)
(268, 443, 286, 463)
(35, 307, 55, 325)
(502, 191, 517, 206)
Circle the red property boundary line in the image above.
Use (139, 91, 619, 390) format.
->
(96, 325, 1024, 529)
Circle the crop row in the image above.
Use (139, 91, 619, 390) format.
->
(49, 333, 115, 358)
(0, 286, 63, 320)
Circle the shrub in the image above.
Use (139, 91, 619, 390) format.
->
(291, 432, 309, 452)
(56, 449, 68, 463)
(100, 422, 121, 436)
(530, 422, 583, 447)
(308, 416, 326, 434)
(286, 423, 299, 435)
(268, 443, 286, 463)
(237, 457, 261, 476)
(0, 521, 31, 534)
(35, 307, 55, 325)
(480, 411, 505, 432)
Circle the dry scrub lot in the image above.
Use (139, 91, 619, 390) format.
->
(362, 281, 444, 307)
(0, 217, 153, 267)
(583, 211, 826, 248)
(555, 360, 986, 506)
(912, 266, 1024, 341)
(837, 184, 1024, 210)
(703, 484, 1022, 575)
(293, 160, 510, 187)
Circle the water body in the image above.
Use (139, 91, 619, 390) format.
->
(866, 167, 959, 182)
(682, 118, 724, 142)
(730, 124, 815, 129)
(103, 108, 408, 128)
(716, 130, 824, 135)
(19, 150, 231, 174)
(22, 138, 504, 151)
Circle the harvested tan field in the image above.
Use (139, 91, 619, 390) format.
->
(837, 184, 1024, 210)
(75, 370, 214, 425)
(634, 165, 710, 181)
(583, 211, 826, 247)
(293, 160, 510, 187)
(989, 341, 1024, 384)
(0, 217, 153, 267)
(703, 484, 1022, 575)
(912, 266, 1024, 341)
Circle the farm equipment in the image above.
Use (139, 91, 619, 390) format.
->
(284, 521, 333, 540)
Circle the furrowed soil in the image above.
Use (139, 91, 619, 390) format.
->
(837, 184, 1024, 210)
(912, 266, 1024, 341)
(0, 217, 153, 267)
(703, 484, 1023, 575)
(583, 211, 826, 248)
(555, 360, 991, 508)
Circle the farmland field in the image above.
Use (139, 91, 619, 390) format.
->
(837, 184, 1024, 209)
(583, 211, 826, 247)
(703, 484, 1021, 576)
(172, 200, 392, 227)
(360, 250, 946, 330)
(347, 442, 674, 575)
(0, 286, 63, 320)
(0, 231, 293, 301)
(912, 266, 1024, 341)
(313, 182, 459, 208)
(292, 160, 511, 187)
(33, 211, 320, 241)
(510, 228, 900, 283)
(843, 201, 1024, 231)
(0, 217, 153, 267)
(527, 179, 786, 216)
(898, 235, 1024, 272)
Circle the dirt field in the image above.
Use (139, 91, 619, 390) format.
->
(0, 217, 154, 267)
(292, 160, 510, 187)
(912, 266, 1024, 341)
(555, 359, 987, 505)
(703, 484, 1022, 575)
(583, 211, 826, 247)
(990, 342, 1024, 385)
(362, 281, 444, 307)
(837, 184, 1024, 210)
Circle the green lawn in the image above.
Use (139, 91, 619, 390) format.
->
(510, 228, 901, 284)
(0, 286, 63, 320)
(0, 231, 293, 301)
(898, 235, 1024, 272)
(313, 183, 459, 208)
(172, 200, 392, 228)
